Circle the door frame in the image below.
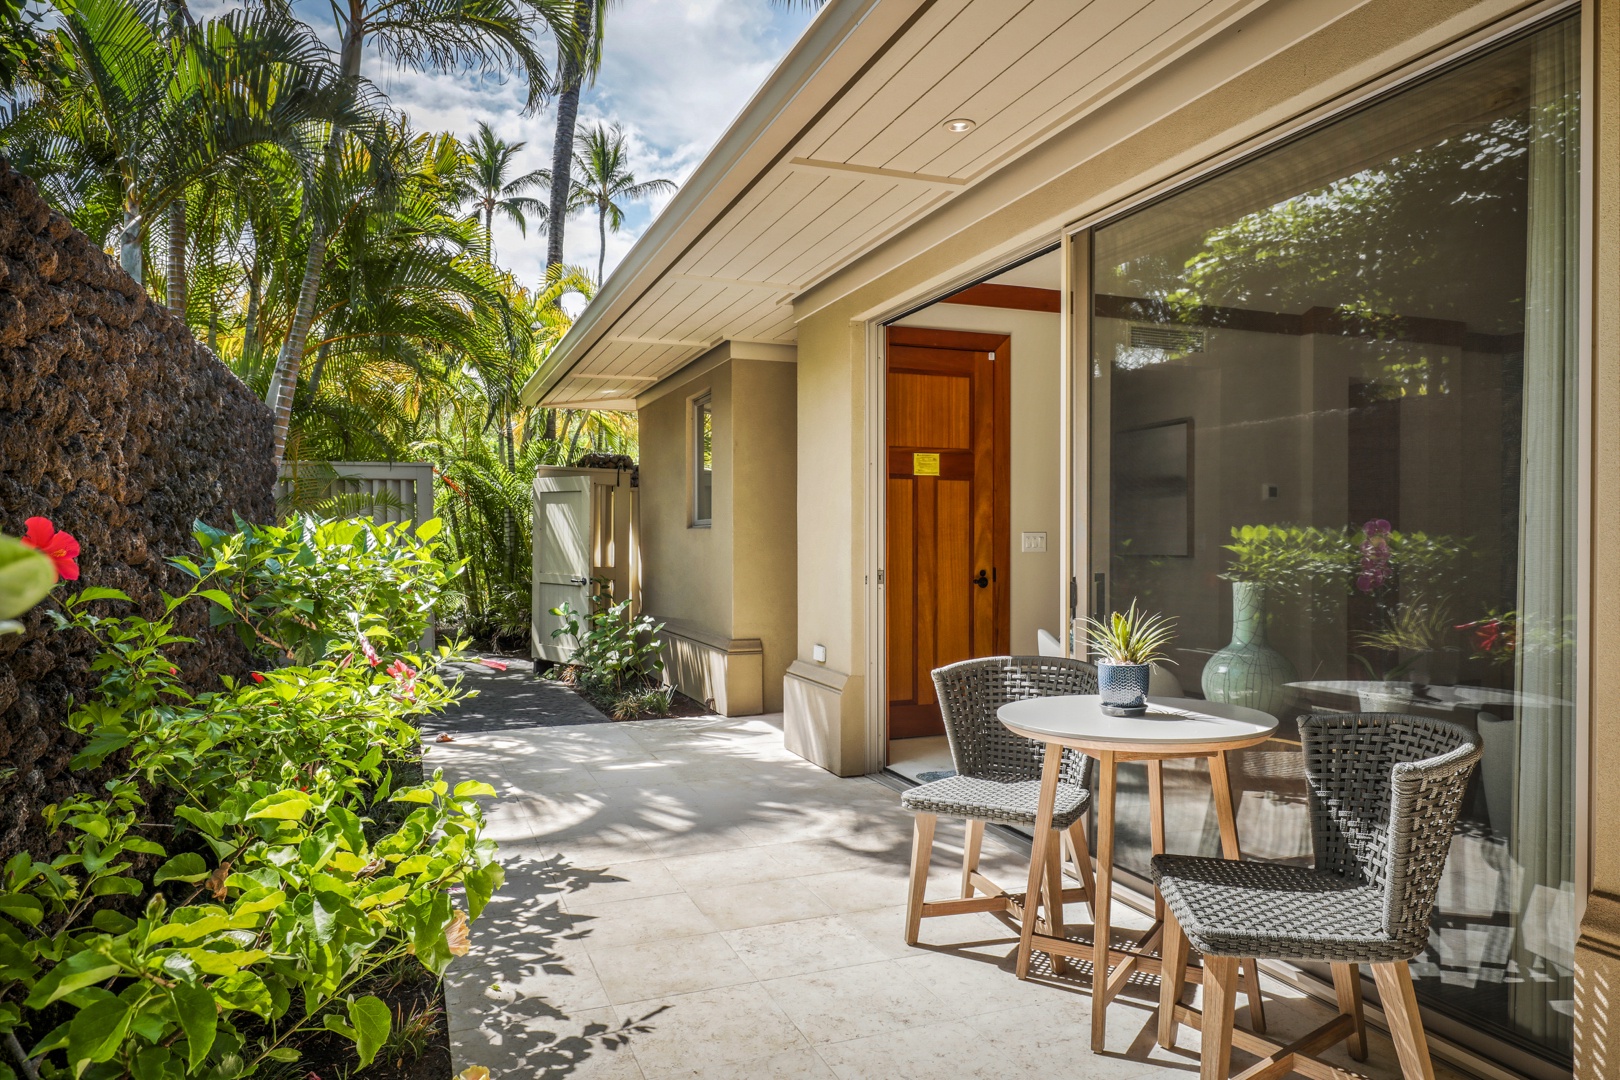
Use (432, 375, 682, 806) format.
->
(879, 325, 1013, 747)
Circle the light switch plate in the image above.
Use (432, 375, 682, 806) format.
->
(1021, 531, 1048, 553)
(812, 644, 827, 663)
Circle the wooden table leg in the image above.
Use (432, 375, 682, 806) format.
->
(1091, 750, 1118, 1053)
(1146, 759, 1166, 919)
(1016, 743, 1063, 980)
(1209, 750, 1267, 1034)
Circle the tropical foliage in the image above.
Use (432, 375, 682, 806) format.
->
(0, 518, 499, 1080)
(0, 0, 646, 644)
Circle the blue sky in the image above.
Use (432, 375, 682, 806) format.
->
(285, 0, 820, 293)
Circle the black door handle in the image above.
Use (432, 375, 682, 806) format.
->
(973, 569, 989, 589)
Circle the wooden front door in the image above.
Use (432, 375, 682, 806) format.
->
(885, 327, 1011, 739)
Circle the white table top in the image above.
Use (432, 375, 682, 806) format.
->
(997, 695, 1278, 750)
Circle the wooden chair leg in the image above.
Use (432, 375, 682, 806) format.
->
(1043, 829, 1067, 976)
(1371, 962, 1435, 1080)
(1065, 817, 1097, 920)
(1241, 958, 1267, 1034)
(905, 812, 936, 946)
(1200, 955, 1240, 1080)
(960, 818, 984, 899)
(1158, 908, 1190, 1049)
(1332, 962, 1368, 1062)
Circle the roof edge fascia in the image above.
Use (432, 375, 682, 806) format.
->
(520, 0, 906, 408)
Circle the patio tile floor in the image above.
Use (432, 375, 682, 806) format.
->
(430, 710, 1475, 1079)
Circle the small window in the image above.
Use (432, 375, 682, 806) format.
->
(692, 394, 713, 526)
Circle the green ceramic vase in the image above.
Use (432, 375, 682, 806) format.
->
(1200, 580, 1297, 716)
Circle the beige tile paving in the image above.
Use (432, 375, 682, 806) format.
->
(437, 713, 1475, 1079)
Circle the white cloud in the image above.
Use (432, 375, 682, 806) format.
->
(346, 0, 817, 291)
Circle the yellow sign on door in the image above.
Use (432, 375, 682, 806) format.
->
(913, 452, 940, 476)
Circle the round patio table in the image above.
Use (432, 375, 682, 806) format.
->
(997, 695, 1278, 1053)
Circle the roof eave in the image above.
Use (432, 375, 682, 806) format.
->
(520, 0, 914, 408)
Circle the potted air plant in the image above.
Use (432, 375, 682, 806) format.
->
(1082, 600, 1178, 717)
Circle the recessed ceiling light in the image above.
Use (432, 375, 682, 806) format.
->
(943, 118, 975, 134)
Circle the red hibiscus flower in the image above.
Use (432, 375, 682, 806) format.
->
(250, 672, 265, 683)
(20, 517, 80, 581)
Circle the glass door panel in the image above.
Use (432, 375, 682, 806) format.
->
(1084, 14, 1579, 1065)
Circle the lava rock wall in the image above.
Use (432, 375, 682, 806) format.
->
(0, 161, 275, 860)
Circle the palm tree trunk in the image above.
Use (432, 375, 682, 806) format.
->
(544, 407, 557, 441)
(266, 21, 362, 468)
(546, 0, 592, 273)
(166, 197, 187, 319)
(244, 261, 261, 353)
(266, 228, 329, 467)
(119, 203, 143, 285)
(597, 203, 606, 283)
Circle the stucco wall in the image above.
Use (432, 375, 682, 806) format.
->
(639, 361, 733, 636)
(893, 303, 1063, 655)
(0, 162, 275, 861)
(638, 347, 797, 714)
(730, 358, 798, 712)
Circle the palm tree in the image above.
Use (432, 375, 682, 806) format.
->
(543, 0, 608, 279)
(570, 123, 673, 283)
(264, 0, 582, 469)
(2, 0, 342, 294)
(460, 121, 549, 262)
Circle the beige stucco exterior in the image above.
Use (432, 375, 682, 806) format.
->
(636, 343, 798, 715)
(785, 0, 1535, 775)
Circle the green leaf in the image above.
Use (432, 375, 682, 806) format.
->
(0, 894, 42, 927)
(26, 950, 123, 1007)
(67, 995, 132, 1072)
(0, 536, 55, 620)
(244, 791, 312, 821)
(452, 780, 497, 799)
(349, 995, 391, 1069)
(414, 517, 443, 541)
(463, 861, 504, 921)
(170, 980, 217, 1071)
(74, 586, 133, 605)
(154, 853, 211, 884)
(89, 875, 143, 897)
(197, 589, 235, 611)
(263, 1048, 299, 1062)
(69, 731, 134, 770)
(90, 910, 136, 934)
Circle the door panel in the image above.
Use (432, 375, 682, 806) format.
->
(885, 327, 1010, 739)
(532, 474, 593, 662)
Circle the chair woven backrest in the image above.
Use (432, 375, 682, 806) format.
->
(1300, 713, 1481, 949)
(931, 656, 1098, 790)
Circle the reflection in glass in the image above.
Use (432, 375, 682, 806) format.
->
(1086, 16, 1578, 1064)
(694, 395, 713, 525)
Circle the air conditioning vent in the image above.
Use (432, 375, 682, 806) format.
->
(1130, 324, 1205, 354)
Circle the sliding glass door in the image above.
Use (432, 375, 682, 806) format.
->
(1081, 14, 1580, 1066)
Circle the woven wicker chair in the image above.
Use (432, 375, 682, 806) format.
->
(901, 656, 1099, 960)
(1152, 713, 1481, 1080)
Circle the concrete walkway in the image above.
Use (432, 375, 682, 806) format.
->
(419, 660, 606, 736)
(428, 706, 1470, 1079)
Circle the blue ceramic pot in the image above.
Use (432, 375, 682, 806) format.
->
(1098, 661, 1151, 714)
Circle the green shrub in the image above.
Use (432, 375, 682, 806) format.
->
(610, 684, 674, 722)
(178, 514, 462, 664)
(549, 596, 665, 697)
(0, 525, 499, 1080)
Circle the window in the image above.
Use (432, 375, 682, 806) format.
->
(1085, 15, 1579, 1065)
(692, 394, 713, 526)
